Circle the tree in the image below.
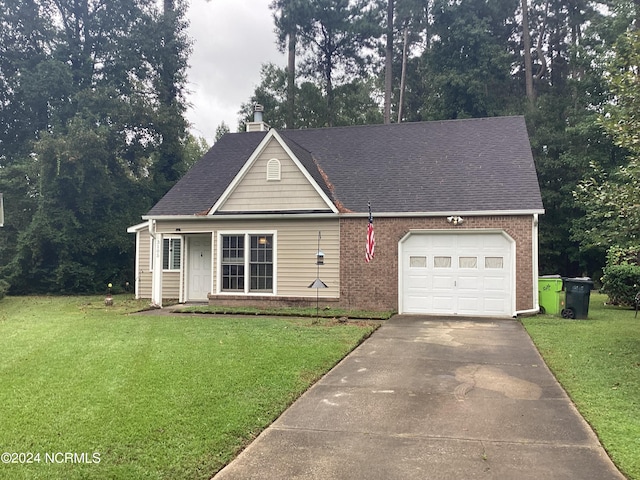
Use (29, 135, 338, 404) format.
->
(384, 0, 394, 123)
(395, 0, 430, 122)
(239, 63, 382, 129)
(0, 0, 192, 293)
(215, 123, 230, 142)
(146, 0, 191, 198)
(270, 0, 312, 128)
(296, 0, 382, 126)
(574, 30, 640, 250)
(421, 0, 521, 119)
(521, 0, 535, 103)
(528, 0, 632, 276)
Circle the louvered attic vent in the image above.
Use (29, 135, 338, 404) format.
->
(266, 158, 281, 181)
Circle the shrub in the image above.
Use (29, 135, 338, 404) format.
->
(606, 245, 640, 267)
(0, 279, 9, 301)
(601, 264, 640, 306)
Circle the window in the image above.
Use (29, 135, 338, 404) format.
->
(163, 238, 181, 270)
(410, 256, 427, 268)
(459, 256, 478, 268)
(266, 158, 281, 181)
(434, 256, 452, 268)
(485, 257, 504, 269)
(250, 236, 273, 291)
(221, 234, 273, 293)
(222, 235, 244, 291)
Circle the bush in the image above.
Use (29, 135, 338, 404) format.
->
(0, 279, 9, 301)
(606, 245, 640, 267)
(601, 264, 640, 306)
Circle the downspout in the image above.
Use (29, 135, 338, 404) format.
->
(515, 214, 540, 317)
(149, 219, 163, 308)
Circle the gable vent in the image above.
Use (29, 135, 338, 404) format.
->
(266, 158, 281, 181)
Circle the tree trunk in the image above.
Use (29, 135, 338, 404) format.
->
(287, 30, 296, 129)
(384, 0, 394, 124)
(521, 0, 535, 104)
(397, 22, 409, 123)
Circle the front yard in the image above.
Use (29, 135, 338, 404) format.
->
(0, 296, 378, 479)
(1, 293, 638, 479)
(522, 292, 640, 479)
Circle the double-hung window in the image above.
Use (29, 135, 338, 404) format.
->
(151, 237, 181, 271)
(221, 235, 245, 291)
(163, 237, 181, 270)
(221, 234, 273, 293)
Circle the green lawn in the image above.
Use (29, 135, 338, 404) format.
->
(0, 296, 378, 479)
(522, 293, 640, 479)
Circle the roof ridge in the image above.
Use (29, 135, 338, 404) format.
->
(276, 115, 525, 134)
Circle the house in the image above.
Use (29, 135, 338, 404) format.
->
(128, 115, 544, 317)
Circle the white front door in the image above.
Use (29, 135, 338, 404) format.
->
(187, 236, 212, 301)
(401, 232, 514, 317)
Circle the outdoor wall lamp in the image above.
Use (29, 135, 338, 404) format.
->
(447, 216, 464, 226)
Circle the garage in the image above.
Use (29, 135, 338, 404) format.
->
(399, 231, 515, 317)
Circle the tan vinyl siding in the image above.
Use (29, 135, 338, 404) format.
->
(219, 138, 329, 212)
(154, 217, 340, 299)
(162, 272, 180, 299)
(272, 221, 339, 297)
(134, 228, 181, 300)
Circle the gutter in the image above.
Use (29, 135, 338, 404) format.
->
(142, 209, 546, 222)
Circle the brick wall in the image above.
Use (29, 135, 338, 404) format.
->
(339, 215, 536, 313)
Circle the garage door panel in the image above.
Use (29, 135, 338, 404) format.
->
(432, 295, 455, 312)
(401, 232, 513, 317)
(485, 277, 507, 292)
(457, 275, 481, 291)
(484, 298, 508, 315)
(458, 296, 480, 313)
(432, 274, 454, 288)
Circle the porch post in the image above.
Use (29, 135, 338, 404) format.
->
(151, 231, 163, 308)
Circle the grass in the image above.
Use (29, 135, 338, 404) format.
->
(0, 295, 379, 479)
(522, 293, 640, 479)
(179, 304, 395, 320)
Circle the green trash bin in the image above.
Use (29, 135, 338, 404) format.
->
(561, 277, 594, 319)
(538, 275, 564, 315)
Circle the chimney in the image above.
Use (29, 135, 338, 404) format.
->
(246, 103, 269, 132)
(254, 103, 264, 122)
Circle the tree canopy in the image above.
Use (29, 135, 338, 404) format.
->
(1, 0, 639, 293)
(249, 0, 639, 279)
(0, 0, 194, 293)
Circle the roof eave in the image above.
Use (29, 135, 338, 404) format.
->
(141, 209, 544, 222)
(340, 209, 545, 217)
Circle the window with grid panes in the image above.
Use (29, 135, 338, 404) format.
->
(250, 235, 273, 291)
(221, 235, 244, 291)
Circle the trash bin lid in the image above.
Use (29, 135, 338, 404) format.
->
(565, 277, 593, 284)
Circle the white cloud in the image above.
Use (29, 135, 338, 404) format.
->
(184, 0, 285, 144)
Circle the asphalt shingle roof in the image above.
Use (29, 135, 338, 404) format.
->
(147, 116, 543, 216)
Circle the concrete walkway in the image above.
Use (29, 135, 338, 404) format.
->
(213, 315, 625, 480)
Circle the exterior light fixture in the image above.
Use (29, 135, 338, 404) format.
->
(447, 216, 464, 226)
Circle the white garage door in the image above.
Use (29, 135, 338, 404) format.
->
(400, 232, 514, 317)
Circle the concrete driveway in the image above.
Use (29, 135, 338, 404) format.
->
(213, 315, 625, 479)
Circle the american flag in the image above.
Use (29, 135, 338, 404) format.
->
(365, 202, 375, 263)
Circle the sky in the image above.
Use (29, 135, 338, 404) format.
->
(184, 0, 285, 145)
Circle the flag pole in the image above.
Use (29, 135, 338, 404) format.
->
(365, 201, 375, 263)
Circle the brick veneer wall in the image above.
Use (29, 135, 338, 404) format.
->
(339, 215, 536, 313)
